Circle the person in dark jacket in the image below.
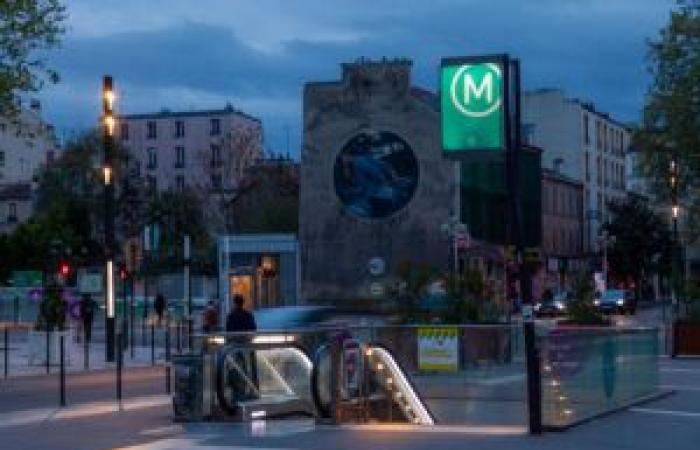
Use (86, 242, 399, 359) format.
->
(80, 293, 98, 343)
(225, 294, 256, 332)
(154, 294, 166, 326)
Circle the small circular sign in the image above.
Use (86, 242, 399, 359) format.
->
(368, 257, 386, 276)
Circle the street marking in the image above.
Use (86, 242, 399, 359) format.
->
(661, 385, 700, 392)
(0, 395, 170, 428)
(117, 439, 297, 450)
(631, 408, 700, 419)
(341, 423, 527, 435)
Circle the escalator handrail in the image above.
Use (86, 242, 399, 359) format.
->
(310, 342, 435, 425)
(216, 343, 314, 416)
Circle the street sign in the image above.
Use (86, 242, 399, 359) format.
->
(10, 270, 42, 287)
(441, 55, 508, 155)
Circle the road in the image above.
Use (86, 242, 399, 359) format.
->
(0, 366, 166, 413)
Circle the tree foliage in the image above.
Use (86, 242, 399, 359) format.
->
(0, 0, 66, 113)
(635, 0, 700, 241)
(603, 197, 673, 293)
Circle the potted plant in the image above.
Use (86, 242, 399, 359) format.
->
(28, 287, 72, 366)
(673, 281, 700, 356)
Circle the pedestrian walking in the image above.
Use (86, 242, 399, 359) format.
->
(225, 295, 256, 332)
(203, 300, 219, 333)
(80, 293, 97, 343)
(154, 293, 166, 326)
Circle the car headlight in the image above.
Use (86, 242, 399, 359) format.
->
(593, 300, 600, 306)
(616, 299, 624, 306)
(534, 304, 541, 311)
(555, 301, 565, 311)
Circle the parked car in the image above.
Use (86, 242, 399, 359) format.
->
(535, 291, 573, 317)
(595, 289, 636, 315)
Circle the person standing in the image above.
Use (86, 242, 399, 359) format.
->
(154, 293, 166, 326)
(203, 300, 220, 333)
(80, 293, 97, 343)
(225, 295, 256, 332)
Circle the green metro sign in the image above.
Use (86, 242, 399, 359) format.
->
(441, 56, 508, 154)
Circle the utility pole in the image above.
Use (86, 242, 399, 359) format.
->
(103, 76, 116, 363)
(184, 234, 192, 349)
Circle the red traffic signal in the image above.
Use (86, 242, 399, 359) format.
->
(58, 261, 71, 278)
(119, 266, 129, 280)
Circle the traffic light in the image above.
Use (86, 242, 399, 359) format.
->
(119, 265, 129, 281)
(58, 260, 71, 278)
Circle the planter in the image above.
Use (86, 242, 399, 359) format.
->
(673, 321, 700, 356)
(28, 329, 73, 366)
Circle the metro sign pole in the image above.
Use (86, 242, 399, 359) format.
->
(440, 55, 541, 434)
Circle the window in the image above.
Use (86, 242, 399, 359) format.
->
(175, 146, 185, 168)
(596, 156, 601, 185)
(147, 147, 157, 169)
(131, 160, 141, 178)
(585, 152, 589, 182)
(210, 118, 221, 136)
(8, 202, 17, 223)
(211, 173, 222, 189)
(211, 144, 222, 167)
(146, 175, 157, 192)
(603, 124, 608, 152)
(596, 121, 602, 150)
(174, 120, 185, 138)
(604, 160, 608, 187)
(583, 114, 590, 145)
(147, 121, 157, 139)
(176, 174, 185, 190)
(120, 123, 129, 141)
(0, 150, 4, 167)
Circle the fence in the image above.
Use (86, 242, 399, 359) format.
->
(538, 326, 660, 430)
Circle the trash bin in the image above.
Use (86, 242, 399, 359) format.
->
(172, 354, 204, 421)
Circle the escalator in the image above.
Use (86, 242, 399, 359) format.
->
(311, 342, 434, 425)
(214, 344, 316, 420)
(176, 337, 432, 424)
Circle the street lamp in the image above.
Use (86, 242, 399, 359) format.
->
(103, 75, 117, 362)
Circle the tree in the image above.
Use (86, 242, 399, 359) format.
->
(635, 0, 700, 241)
(141, 188, 212, 274)
(0, 0, 66, 113)
(603, 197, 673, 297)
(196, 118, 262, 233)
(229, 160, 299, 233)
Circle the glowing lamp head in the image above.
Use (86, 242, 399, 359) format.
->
(103, 165, 112, 185)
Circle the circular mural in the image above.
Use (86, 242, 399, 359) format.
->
(334, 131, 419, 219)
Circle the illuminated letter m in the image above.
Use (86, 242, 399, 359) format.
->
(463, 72, 493, 105)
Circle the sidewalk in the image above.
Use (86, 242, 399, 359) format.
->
(1, 324, 180, 378)
(0, 357, 697, 450)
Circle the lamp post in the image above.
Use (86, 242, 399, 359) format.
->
(669, 154, 680, 331)
(103, 75, 116, 362)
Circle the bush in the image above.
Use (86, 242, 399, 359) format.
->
(35, 288, 67, 331)
(567, 271, 608, 325)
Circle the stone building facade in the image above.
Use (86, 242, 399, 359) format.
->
(300, 60, 458, 303)
(541, 168, 585, 291)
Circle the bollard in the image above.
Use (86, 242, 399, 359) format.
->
(4, 327, 8, 378)
(13, 296, 19, 323)
(116, 333, 123, 410)
(151, 322, 155, 365)
(84, 330, 89, 370)
(130, 300, 135, 359)
(165, 320, 171, 394)
(45, 329, 50, 375)
(524, 322, 542, 435)
(59, 335, 66, 407)
(176, 319, 182, 354)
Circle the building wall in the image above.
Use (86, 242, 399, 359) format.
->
(0, 103, 57, 233)
(0, 105, 56, 186)
(300, 60, 457, 302)
(119, 106, 263, 193)
(523, 89, 629, 255)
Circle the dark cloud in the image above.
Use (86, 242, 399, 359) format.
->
(40, 0, 671, 152)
